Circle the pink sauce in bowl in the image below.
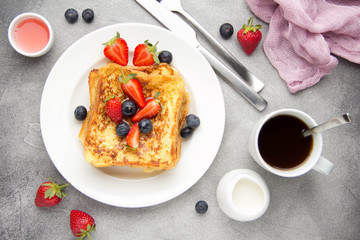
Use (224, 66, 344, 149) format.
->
(8, 13, 54, 57)
(14, 18, 50, 53)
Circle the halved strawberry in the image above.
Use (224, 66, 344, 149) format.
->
(133, 40, 160, 66)
(105, 96, 122, 124)
(103, 32, 129, 66)
(119, 68, 146, 108)
(131, 92, 161, 122)
(126, 122, 140, 149)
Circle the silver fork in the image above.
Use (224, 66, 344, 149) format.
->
(157, 0, 265, 93)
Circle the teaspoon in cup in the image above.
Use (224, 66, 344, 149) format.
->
(302, 113, 351, 137)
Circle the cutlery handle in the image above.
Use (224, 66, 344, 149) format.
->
(198, 45, 267, 111)
(179, 9, 264, 93)
(303, 113, 351, 137)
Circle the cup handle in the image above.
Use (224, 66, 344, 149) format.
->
(312, 156, 334, 175)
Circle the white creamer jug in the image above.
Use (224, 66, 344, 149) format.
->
(216, 169, 270, 221)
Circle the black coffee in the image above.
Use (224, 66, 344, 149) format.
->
(258, 115, 313, 170)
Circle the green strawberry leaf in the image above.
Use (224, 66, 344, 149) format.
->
(44, 188, 56, 199)
(102, 32, 120, 46)
(43, 180, 70, 199)
(243, 16, 262, 34)
(125, 144, 137, 151)
(144, 40, 160, 64)
(119, 68, 137, 84)
(77, 224, 95, 240)
(56, 191, 67, 199)
(154, 91, 161, 99)
(104, 95, 115, 105)
(153, 55, 160, 64)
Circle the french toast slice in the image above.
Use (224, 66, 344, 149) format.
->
(79, 63, 189, 170)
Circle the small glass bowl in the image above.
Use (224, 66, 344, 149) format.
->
(8, 12, 54, 57)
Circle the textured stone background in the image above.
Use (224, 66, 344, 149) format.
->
(1, 0, 359, 239)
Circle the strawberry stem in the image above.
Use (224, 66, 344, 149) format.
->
(77, 223, 95, 240)
(154, 91, 161, 99)
(102, 32, 120, 46)
(42, 179, 70, 199)
(242, 16, 262, 34)
(144, 40, 159, 52)
(145, 40, 160, 64)
(104, 95, 115, 105)
(119, 67, 137, 84)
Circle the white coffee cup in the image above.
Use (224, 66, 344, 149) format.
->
(217, 169, 270, 221)
(249, 109, 334, 177)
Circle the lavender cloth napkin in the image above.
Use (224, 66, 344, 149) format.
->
(246, 0, 360, 93)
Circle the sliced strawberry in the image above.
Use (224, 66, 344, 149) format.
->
(70, 210, 96, 239)
(119, 68, 146, 108)
(133, 40, 160, 66)
(126, 122, 140, 149)
(103, 32, 129, 66)
(34, 179, 69, 207)
(105, 96, 122, 124)
(131, 92, 161, 122)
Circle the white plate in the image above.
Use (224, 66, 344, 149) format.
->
(40, 23, 225, 207)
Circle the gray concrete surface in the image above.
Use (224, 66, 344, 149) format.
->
(1, 0, 359, 239)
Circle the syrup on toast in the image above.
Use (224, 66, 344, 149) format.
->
(79, 63, 189, 170)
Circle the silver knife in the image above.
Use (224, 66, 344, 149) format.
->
(135, 0, 268, 111)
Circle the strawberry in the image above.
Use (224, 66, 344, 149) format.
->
(105, 96, 122, 124)
(34, 179, 69, 207)
(237, 17, 262, 55)
(133, 40, 160, 66)
(119, 68, 146, 108)
(103, 32, 129, 66)
(126, 122, 140, 149)
(131, 92, 161, 122)
(70, 210, 95, 240)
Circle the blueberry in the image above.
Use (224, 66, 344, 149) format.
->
(82, 9, 94, 23)
(186, 114, 200, 129)
(195, 200, 208, 214)
(139, 119, 153, 134)
(74, 105, 87, 120)
(158, 51, 173, 64)
(180, 126, 193, 138)
(65, 8, 78, 23)
(116, 122, 130, 137)
(219, 23, 234, 39)
(122, 100, 137, 117)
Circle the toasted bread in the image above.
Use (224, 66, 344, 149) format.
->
(79, 63, 189, 170)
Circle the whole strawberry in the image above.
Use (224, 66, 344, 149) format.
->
(103, 32, 129, 66)
(237, 16, 262, 55)
(133, 40, 160, 66)
(105, 96, 122, 124)
(70, 210, 96, 240)
(34, 179, 69, 207)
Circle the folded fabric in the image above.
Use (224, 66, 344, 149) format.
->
(246, 0, 360, 93)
